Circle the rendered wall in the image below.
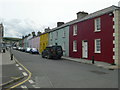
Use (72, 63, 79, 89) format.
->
(49, 26, 69, 56)
(69, 13, 114, 64)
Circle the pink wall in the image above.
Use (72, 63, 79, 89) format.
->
(29, 36, 40, 51)
(69, 13, 114, 64)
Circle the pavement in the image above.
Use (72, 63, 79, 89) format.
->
(62, 56, 119, 70)
(0, 49, 23, 89)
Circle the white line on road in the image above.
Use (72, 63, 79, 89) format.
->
(32, 85, 40, 88)
(22, 72, 28, 76)
(28, 80, 35, 84)
(18, 67, 23, 70)
(16, 64, 19, 66)
(21, 85, 27, 88)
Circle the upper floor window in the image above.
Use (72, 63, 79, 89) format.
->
(73, 25, 77, 36)
(55, 31, 58, 40)
(95, 39, 101, 53)
(63, 29, 66, 38)
(94, 18, 101, 32)
(50, 33, 53, 41)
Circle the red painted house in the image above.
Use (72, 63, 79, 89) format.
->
(69, 6, 120, 64)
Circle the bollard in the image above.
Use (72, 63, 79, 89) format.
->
(11, 54, 13, 60)
(92, 56, 94, 64)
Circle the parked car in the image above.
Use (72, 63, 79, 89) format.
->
(42, 45, 63, 59)
(30, 48, 39, 54)
(25, 47, 31, 53)
(21, 47, 25, 52)
(18, 47, 22, 51)
(12, 47, 17, 50)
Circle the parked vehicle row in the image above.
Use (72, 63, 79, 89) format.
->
(12, 45, 63, 59)
(12, 47, 39, 54)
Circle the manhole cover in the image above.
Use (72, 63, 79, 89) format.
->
(90, 70, 107, 75)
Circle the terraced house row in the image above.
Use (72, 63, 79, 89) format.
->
(20, 5, 120, 65)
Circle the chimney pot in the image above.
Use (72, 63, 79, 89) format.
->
(57, 22, 64, 27)
(77, 11, 88, 19)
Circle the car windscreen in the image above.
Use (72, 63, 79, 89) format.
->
(52, 46, 62, 51)
(32, 48, 37, 51)
(27, 48, 31, 50)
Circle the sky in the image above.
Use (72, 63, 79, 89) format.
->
(0, 0, 119, 38)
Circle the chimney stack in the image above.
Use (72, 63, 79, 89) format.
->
(37, 31, 41, 36)
(77, 11, 88, 19)
(32, 31, 36, 37)
(45, 27, 50, 32)
(57, 22, 64, 27)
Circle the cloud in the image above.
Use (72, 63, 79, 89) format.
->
(3, 19, 41, 38)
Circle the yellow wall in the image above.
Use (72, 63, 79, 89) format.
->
(40, 33, 49, 53)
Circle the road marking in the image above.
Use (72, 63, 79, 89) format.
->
(22, 72, 28, 76)
(21, 85, 27, 88)
(18, 67, 23, 70)
(16, 64, 19, 66)
(28, 80, 34, 84)
(32, 85, 40, 88)
(9, 58, 32, 89)
(11, 77, 20, 79)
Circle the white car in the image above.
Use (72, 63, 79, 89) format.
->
(25, 47, 31, 53)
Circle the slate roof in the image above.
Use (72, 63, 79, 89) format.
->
(41, 5, 120, 34)
(49, 5, 120, 32)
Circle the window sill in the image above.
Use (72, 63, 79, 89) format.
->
(94, 51, 101, 53)
(94, 30, 101, 32)
(73, 50, 77, 52)
(73, 34, 77, 36)
(63, 50, 66, 52)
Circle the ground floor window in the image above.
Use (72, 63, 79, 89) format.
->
(62, 42, 65, 51)
(73, 40, 77, 52)
(95, 39, 101, 53)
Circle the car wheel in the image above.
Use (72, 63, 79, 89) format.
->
(42, 55, 44, 58)
(58, 57, 61, 59)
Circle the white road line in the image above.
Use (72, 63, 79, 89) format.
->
(16, 64, 19, 66)
(21, 85, 27, 88)
(28, 80, 34, 84)
(18, 67, 23, 70)
(22, 72, 28, 76)
(32, 85, 40, 88)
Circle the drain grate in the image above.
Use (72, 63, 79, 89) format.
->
(90, 70, 107, 75)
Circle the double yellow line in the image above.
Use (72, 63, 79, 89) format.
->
(7, 58, 32, 89)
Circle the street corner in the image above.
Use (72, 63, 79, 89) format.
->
(2, 63, 24, 88)
(1, 76, 24, 88)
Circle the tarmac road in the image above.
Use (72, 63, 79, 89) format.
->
(12, 49, 118, 88)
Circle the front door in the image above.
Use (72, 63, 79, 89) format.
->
(82, 40, 88, 58)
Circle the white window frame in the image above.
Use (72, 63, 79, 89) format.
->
(50, 33, 53, 41)
(62, 42, 65, 51)
(95, 39, 101, 53)
(94, 18, 101, 32)
(55, 31, 58, 40)
(73, 40, 77, 52)
(62, 29, 66, 38)
(73, 25, 77, 36)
